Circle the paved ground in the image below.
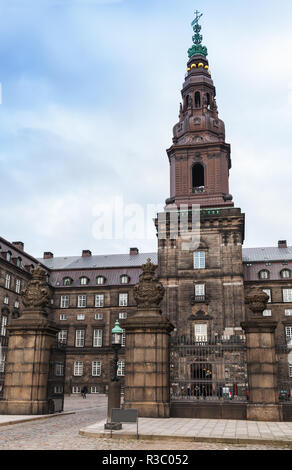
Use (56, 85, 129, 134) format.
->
(0, 396, 290, 450)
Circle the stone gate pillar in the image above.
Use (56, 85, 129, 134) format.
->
(122, 258, 174, 418)
(0, 265, 59, 415)
(241, 289, 282, 422)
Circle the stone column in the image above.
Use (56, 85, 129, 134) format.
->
(241, 289, 282, 422)
(0, 265, 59, 415)
(122, 258, 174, 418)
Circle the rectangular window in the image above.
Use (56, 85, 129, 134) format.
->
(3, 296, 9, 305)
(55, 362, 65, 376)
(119, 293, 128, 307)
(15, 279, 21, 294)
(92, 361, 102, 376)
(286, 327, 292, 346)
(119, 312, 127, 319)
(285, 309, 292, 316)
(60, 314, 67, 321)
(60, 295, 69, 308)
(5, 274, 11, 289)
(75, 330, 85, 347)
(193, 252, 205, 269)
(0, 354, 6, 373)
(54, 385, 64, 394)
(58, 330, 68, 344)
(194, 323, 208, 342)
(95, 294, 104, 308)
(289, 364, 292, 378)
(195, 284, 205, 296)
(78, 295, 86, 308)
(91, 386, 99, 394)
(263, 289, 272, 303)
(122, 329, 126, 347)
(95, 313, 103, 320)
(77, 313, 85, 320)
(263, 309, 272, 317)
(72, 386, 81, 394)
(1, 316, 7, 336)
(93, 329, 103, 347)
(117, 360, 125, 377)
(73, 361, 83, 376)
(14, 300, 19, 309)
(283, 289, 292, 303)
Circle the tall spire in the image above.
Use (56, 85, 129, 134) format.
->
(188, 10, 208, 59)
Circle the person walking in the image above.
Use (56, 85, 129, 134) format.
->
(81, 385, 88, 399)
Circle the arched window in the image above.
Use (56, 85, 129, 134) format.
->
(80, 277, 89, 286)
(259, 270, 269, 280)
(195, 91, 201, 108)
(63, 277, 72, 286)
(96, 276, 106, 285)
(120, 275, 130, 284)
(205, 93, 211, 109)
(281, 269, 291, 279)
(192, 163, 204, 190)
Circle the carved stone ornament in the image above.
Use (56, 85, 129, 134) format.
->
(245, 289, 269, 315)
(133, 258, 165, 309)
(21, 264, 51, 314)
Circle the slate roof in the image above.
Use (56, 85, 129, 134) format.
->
(39, 252, 158, 270)
(242, 247, 292, 263)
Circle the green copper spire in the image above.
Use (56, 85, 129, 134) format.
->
(188, 10, 208, 58)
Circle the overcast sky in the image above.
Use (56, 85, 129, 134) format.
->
(0, 0, 292, 257)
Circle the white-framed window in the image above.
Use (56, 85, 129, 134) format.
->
(119, 293, 128, 306)
(285, 309, 292, 316)
(195, 284, 205, 296)
(72, 386, 81, 394)
(78, 295, 87, 308)
(15, 279, 21, 294)
(263, 309, 272, 317)
(259, 270, 269, 280)
(80, 277, 88, 286)
(263, 289, 272, 303)
(92, 361, 102, 376)
(96, 276, 105, 285)
(193, 251, 205, 269)
(14, 300, 19, 309)
(91, 386, 99, 394)
(281, 269, 291, 279)
(63, 277, 72, 286)
(120, 275, 129, 284)
(194, 323, 208, 342)
(6, 252, 11, 262)
(58, 330, 68, 344)
(3, 296, 9, 305)
(77, 313, 85, 320)
(95, 294, 104, 308)
(1, 316, 8, 336)
(283, 289, 292, 303)
(55, 362, 65, 376)
(5, 274, 11, 289)
(0, 353, 6, 373)
(95, 313, 103, 320)
(117, 360, 125, 376)
(119, 312, 127, 319)
(286, 327, 292, 346)
(75, 330, 85, 347)
(60, 314, 67, 321)
(73, 361, 83, 376)
(60, 295, 69, 308)
(93, 329, 103, 347)
(54, 385, 64, 394)
(122, 329, 126, 347)
(289, 363, 292, 378)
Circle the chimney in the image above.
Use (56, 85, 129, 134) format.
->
(130, 247, 139, 256)
(82, 250, 92, 257)
(278, 240, 287, 249)
(43, 252, 54, 259)
(12, 241, 24, 251)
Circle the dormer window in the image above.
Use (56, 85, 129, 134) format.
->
(80, 277, 89, 286)
(120, 275, 130, 285)
(6, 252, 11, 262)
(259, 270, 269, 280)
(281, 269, 291, 279)
(63, 277, 72, 286)
(96, 276, 105, 285)
(16, 257, 22, 268)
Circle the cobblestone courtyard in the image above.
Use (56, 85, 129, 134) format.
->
(0, 395, 290, 450)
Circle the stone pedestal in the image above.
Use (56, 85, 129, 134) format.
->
(122, 258, 174, 418)
(104, 380, 122, 429)
(241, 289, 282, 422)
(123, 308, 174, 418)
(0, 264, 59, 415)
